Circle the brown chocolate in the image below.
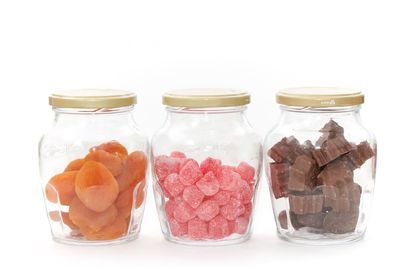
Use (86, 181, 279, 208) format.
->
(268, 136, 302, 164)
(288, 155, 317, 192)
(312, 135, 353, 167)
(323, 210, 359, 234)
(288, 194, 324, 215)
(296, 213, 326, 228)
(278, 210, 288, 229)
(270, 162, 290, 199)
(344, 141, 375, 170)
(317, 159, 354, 186)
(316, 119, 344, 147)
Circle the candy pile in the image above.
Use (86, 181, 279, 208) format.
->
(154, 152, 256, 240)
(45, 141, 147, 241)
(268, 120, 374, 234)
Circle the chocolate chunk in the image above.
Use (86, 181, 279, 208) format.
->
(318, 182, 362, 213)
(268, 136, 303, 164)
(340, 182, 362, 207)
(278, 211, 288, 229)
(289, 212, 303, 230)
(357, 141, 375, 164)
(323, 210, 359, 234)
(288, 194, 324, 215)
(288, 155, 317, 192)
(317, 160, 354, 186)
(296, 213, 326, 228)
(301, 140, 315, 157)
(316, 119, 344, 147)
(312, 135, 353, 167)
(344, 141, 375, 170)
(270, 162, 290, 199)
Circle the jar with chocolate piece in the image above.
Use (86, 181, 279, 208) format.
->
(39, 89, 148, 245)
(152, 89, 262, 245)
(264, 87, 377, 245)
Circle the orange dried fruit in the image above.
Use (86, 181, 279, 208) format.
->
(80, 215, 128, 241)
(116, 151, 147, 192)
(90, 141, 128, 160)
(45, 171, 78, 205)
(69, 197, 117, 232)
(75, 161, 119, 212)
(115, 181, 146, 219)
(85, 149, 123, 177)
(135, 181, 146, 208)
(64, 158, 85, 172)
(49, 211, 79, 230)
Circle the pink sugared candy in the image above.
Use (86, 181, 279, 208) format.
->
(210, 190, 231, 206)
(208, 215, 230, 239)
(228, 216, 249, 235)
(163, 173, 185, 197)
(183, 185, 205, 209)
(217, 166, 241, 191)
(169, 218, 188, 237)
(165, 199, 176, 220)
(220, 198, 245, 220)
(196, 171, 220, 196)
(232, 179, 252, 204)
(200, 157, 222, 175)
(155, 155, 181, 181)
(196, 200, 219, 221)
(235, 162, 256, 184)
(179, 159, 203, 186)
(173, 201, 196, 223)
(187, 217, 208, 240)
(170, 151, 186, 158)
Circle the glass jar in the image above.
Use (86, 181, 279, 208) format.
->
(264, 88, 377, 245)
(152, 89, 262, 245)
(39, 89, 148, 245)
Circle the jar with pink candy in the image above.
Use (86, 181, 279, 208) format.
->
(152, 89, 262, 245)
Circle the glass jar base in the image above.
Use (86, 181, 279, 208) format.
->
(277, 230, 365, 246)
(164, 233, 251, 246)
(52, 232, 139, 246)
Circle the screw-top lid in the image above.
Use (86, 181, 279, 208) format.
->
(276, 87, 364, 107)
(162, 89, 250, 108)
(49, 89, 137, 108)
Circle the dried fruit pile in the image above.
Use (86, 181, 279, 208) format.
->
(155, 152, 256, 240)
(268, 120, 375, 234)
(45, 141, 147, 241)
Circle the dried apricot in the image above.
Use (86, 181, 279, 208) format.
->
(85, 149, 123, 177)
(75, 161, 119, 212)
(45, 171, 78, 205)
(90, 141, 128, 160)
(80, 215, 128, 241)
(116, 151, 147, 192)
(69, 197, 117, 232)
(64, 158, 85, 172)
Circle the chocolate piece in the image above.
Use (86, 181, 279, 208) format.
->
(318, 182, 361, 213)
(289, 212, 303, 230)
(340, 182, 362, 207)
(301, 140, 315, 157)
(268, 136, 302, 164)
(312, 135, 353, 167)
(278, 211, 288, 229)
(316, 119, 344, 147)
(270, 162, 290, 199)
(288, 194, 324, 215)
(344, 141, 375, 170)
(317, 160, 354, 186)
(288, 155, 317, 192)
(296, 213, 326, 228)
(323, 210, 359, 234)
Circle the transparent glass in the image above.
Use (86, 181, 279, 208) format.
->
(264, 105, 377, 245)
(152, 106, 262, 246)
(39, 106, 148, 245)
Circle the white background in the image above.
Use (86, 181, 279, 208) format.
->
(0, 0, 399, 266)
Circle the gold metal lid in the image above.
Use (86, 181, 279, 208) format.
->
(49, 89, 137, 108)
(276, 87, 364, 107)
(162, 89, 250, 108)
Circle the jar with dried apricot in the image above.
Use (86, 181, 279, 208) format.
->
(39, 89, 148, 245)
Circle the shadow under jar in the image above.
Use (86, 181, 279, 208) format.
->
(39, 89, 148, 245)
(264, 87, 377, 245)
(152, 89, 262, 246)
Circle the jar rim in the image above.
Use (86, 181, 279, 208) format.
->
(162, 89, 250, 108)
(276, 87, 364, 108)
(49, 89, 137, 108)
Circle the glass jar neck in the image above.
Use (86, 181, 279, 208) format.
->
(278, 105, 362, 122)
(165, 106, 247, 123)
(53, 106, 135, 125)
